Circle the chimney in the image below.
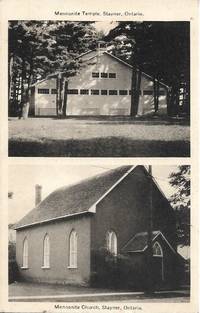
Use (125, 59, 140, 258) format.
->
(35, 184, 42, 206)
(97, 41, 107, 63)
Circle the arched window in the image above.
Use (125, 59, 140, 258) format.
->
(106, 231, 117, 255)
(153, 241, 164, 281)
(43, 234, 50, 268)
(153, 241, 163, 257)
(69, 230, 77, 268)
(22, 237, 28, 268)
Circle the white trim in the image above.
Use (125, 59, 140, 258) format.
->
(88, 166, 136, 213)
(43, 234, 50, 268)
(122, 230, 160, 251)
(15, 211, 91, 230)
(69, 230, 78, 268)
(126, 231, 176, 255)
(20, 266, 29, 270)
(41, 266, 50, 269)
(153, 241, 163, 257)
(153, 241, 164, 281)
(106, 231, 118, 256)
(22, 237, 28, 268)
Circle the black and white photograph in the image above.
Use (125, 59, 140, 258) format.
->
(8, 164, 190, 302)
(8, 20, 190, 157)
(0, 0, 198, 312)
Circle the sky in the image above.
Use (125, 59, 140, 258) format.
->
(94, 21, 118, 35)
(8, 164, 178, 225)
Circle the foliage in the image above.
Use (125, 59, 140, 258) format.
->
(169, 166, 190, 246)
(106, 22, 190, 116)
(9, 241, 16, 261)
(90, 248, 146, 290)
(8, 21, 98, 117)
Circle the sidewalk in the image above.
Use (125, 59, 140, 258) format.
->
(9, 282, 190, 302)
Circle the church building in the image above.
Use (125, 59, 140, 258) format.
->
(14, 165, 184, 288)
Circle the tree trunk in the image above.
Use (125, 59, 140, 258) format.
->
(19, 59, 26, 118)
(8, 54, 14, 101)
(56, 76, 59, 115)
(130, 58, 138, 117)
(135, 69, 142, 114)
(153, 77, 159, 113)
(62, 80, 68, 117)
(60, 75, 65, 113)
(27, 55, 34, 90)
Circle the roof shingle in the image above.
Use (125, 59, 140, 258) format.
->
(15, 165, 133, 229)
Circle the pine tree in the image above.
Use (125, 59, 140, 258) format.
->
(169, 166, 190, 246)
(8, 21, 98, 117)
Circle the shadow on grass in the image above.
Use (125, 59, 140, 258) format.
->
(49, 116, 190, 126)
(9, 137, 190, 157)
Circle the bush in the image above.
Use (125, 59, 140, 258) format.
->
(90, 248, 146, 290)
(9, 260, 19, 284)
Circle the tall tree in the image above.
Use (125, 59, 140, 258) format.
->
(8, 21, 98, 117)
(169, 166, 190, 246)
(106, 22, 190, 117)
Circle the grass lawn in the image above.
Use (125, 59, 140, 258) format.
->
(8, 117, 190, 157)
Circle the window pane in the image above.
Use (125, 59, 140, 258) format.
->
(69, 231, 77, 268)
(129, 90, 141, 95)
(153, 242, 162, 256)
(91, 89, 99, 95)
(143, 90, 153, 95)
(109, 73, 116, 78)
(109, 90, 118, 95)
(119, 90, 128, 95)
(101, 72, 108, 78)
(106, 231, 117, 255)
(80, 89, 89, 95)
(38, 89, 49, 94)
(43, 234, 50, 267)
(23, 238, 28, 268)
(101, 90, 107, 95)
(67, 89, 78, 94)
(51, 89, 57, 94)
(92, 72, 99, 78)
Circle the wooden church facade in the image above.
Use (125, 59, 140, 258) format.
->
(29, 49, 168, 117)
(14, 166, 184, 288)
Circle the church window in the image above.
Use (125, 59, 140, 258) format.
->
(22, 237, 28, 268)
(43, 234, 50, 268)
(69, 230, 78, 268)
(106, 231, 117, 255)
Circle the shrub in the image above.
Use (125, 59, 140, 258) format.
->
(9, 260, 19, 284)
(90, 248, 146, 290)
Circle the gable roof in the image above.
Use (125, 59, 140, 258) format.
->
(79, 50, 168, 89)
(31, 48, 168, 88)
(122, 230, 176, 254)
(15, 165, 135, 230)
